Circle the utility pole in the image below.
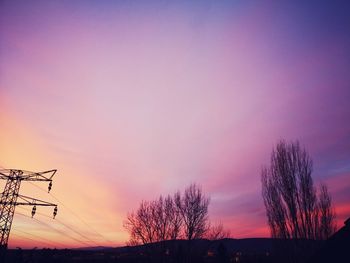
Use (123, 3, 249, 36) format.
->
(0, 169, 58, 255)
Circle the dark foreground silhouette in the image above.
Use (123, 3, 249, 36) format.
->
(4, 218, 350, 263)
(2, 238, 320, 263)
(308, 217, 350, 263)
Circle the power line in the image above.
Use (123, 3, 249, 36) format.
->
(28, 181, 114, 245)
(12, 227, 66, 248)
(10, 232, 51, 247)
(15, 211, 92, 247)
(15, 208, 92, 246)
(55, 218, 100, 246)
(1, 168, 113, 250)
(12, 208, 67, 247)
(11, 228, 61, 248)
(16, 206, 100, 247)
(0, 168, 57, 256)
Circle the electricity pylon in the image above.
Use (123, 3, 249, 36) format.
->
(0, 169, 58, 250)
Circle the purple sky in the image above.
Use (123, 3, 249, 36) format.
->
(0, 0, 350, 247)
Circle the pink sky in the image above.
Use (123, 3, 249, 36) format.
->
(1, 1, 350, 248)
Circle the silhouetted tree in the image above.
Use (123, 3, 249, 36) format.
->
(167, 192, 183, 240)
(124, 193, 184, 245)
(152, 194, 183, 241)
(124, 200, 156, 245)
(176, 183, 210, 240)
(318, 184, 337, 240)
(261, 140, 336, 262)
(261, 140, 336, 241)
(124, 182, 211, 260)
(153, 196, 169, 241)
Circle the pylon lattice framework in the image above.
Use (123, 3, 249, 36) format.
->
(0, 169, 58, 249)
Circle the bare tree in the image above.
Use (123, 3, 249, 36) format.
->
(125, 184, 210, 245)
(177, 183, 210, 240)
(261, 140, 337, 263)
(206, 222, 231, 240)
(124, 193, 184, 245)
(166, 192, 183, 240)
(318, 184, 336, 240)
(152, 194, 184, 241)
(261, 140, 336, 240)
(152, 196, 167, 242)
(124, 200, 156, 245)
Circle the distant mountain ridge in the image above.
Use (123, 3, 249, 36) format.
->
(78, 237, 321, 255)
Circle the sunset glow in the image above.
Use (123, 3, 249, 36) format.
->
(1, 1, 350, 248)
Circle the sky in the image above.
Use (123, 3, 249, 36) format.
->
(1, 0, 350, 248)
